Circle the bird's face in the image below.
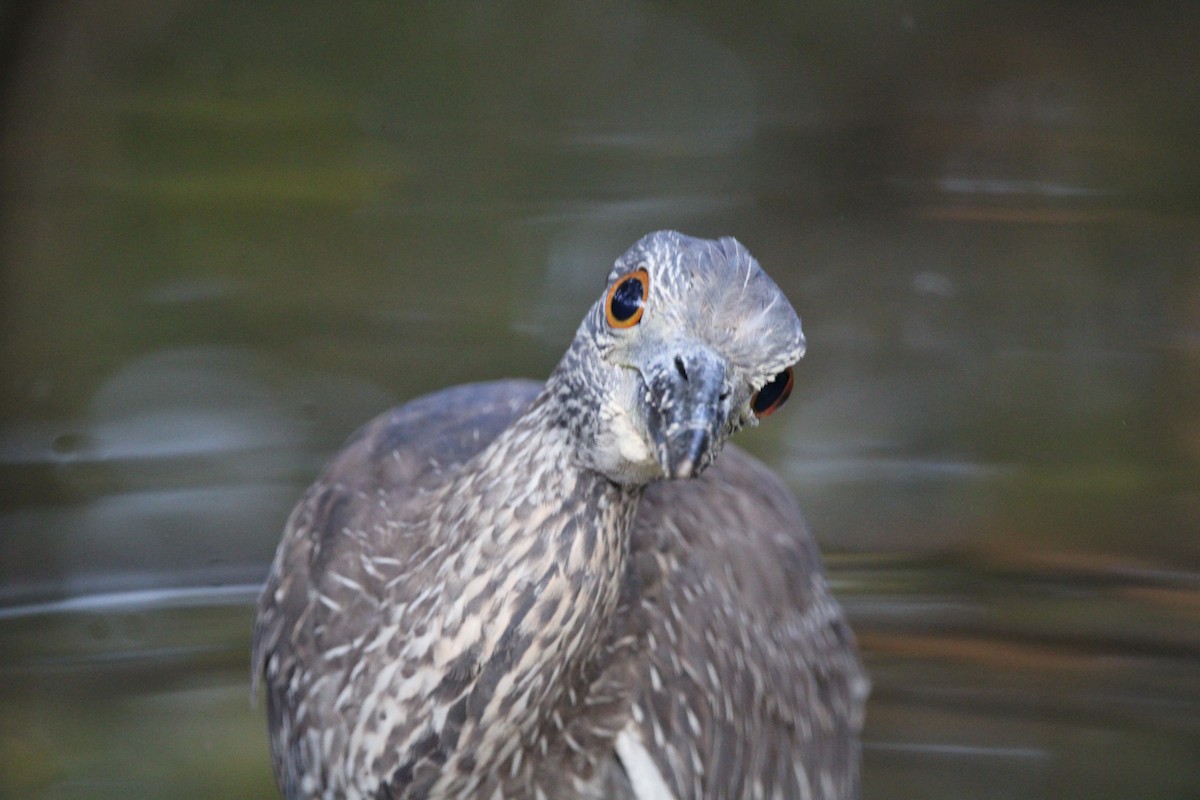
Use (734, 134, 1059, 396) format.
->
(575, 231, 805, 486)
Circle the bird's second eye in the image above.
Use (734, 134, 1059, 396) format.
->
(751, 367, 794, 418)
(605, 268, 649, 328)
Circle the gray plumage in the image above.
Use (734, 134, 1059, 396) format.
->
(252, 231, 868, 799)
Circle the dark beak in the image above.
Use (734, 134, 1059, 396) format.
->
(644, 346, 728, 479)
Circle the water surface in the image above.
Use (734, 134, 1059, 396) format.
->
(1, 3, 1197, 797)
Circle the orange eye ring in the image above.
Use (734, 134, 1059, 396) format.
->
(751, 367, 794, 418)
(605, 268, 649, 328)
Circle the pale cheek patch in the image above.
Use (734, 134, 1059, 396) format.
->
(590, 401, 660, 484)
(610, 407, 654, 465)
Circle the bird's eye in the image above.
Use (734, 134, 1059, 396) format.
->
(605, 268, 649, 328)
(751, 367, 794, 418)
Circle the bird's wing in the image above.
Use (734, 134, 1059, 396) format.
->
(615, 447, 869, 799)
(252, 379, 865, 799)
(251, 380, 543, 793)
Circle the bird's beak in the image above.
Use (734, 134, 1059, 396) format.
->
(643, 345, 728, 479)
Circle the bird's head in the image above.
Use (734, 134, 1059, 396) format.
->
(552, 230, 805, 486)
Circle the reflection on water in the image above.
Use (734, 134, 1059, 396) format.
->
(2, 2, 1198, 798)
(1, 592, 273, 798)
(3, 560, 1195, 798)
(848, 554, 1200, 799)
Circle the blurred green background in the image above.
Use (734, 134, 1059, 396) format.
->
(1, 1, 1197, 797)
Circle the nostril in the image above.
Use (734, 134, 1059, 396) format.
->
(674, 355, 688, 381)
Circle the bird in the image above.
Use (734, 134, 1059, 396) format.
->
(252, 230, 868, 800)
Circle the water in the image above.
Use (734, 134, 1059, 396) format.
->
(2, 2, 1198, 797)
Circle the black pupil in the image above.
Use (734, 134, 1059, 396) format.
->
(752, 370, 790, 413)
(610, 277, 644, 321)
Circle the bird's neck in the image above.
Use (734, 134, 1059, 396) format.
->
(427, 385, 642, 789)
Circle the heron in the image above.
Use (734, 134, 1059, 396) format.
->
(252, 230, 867, 799)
